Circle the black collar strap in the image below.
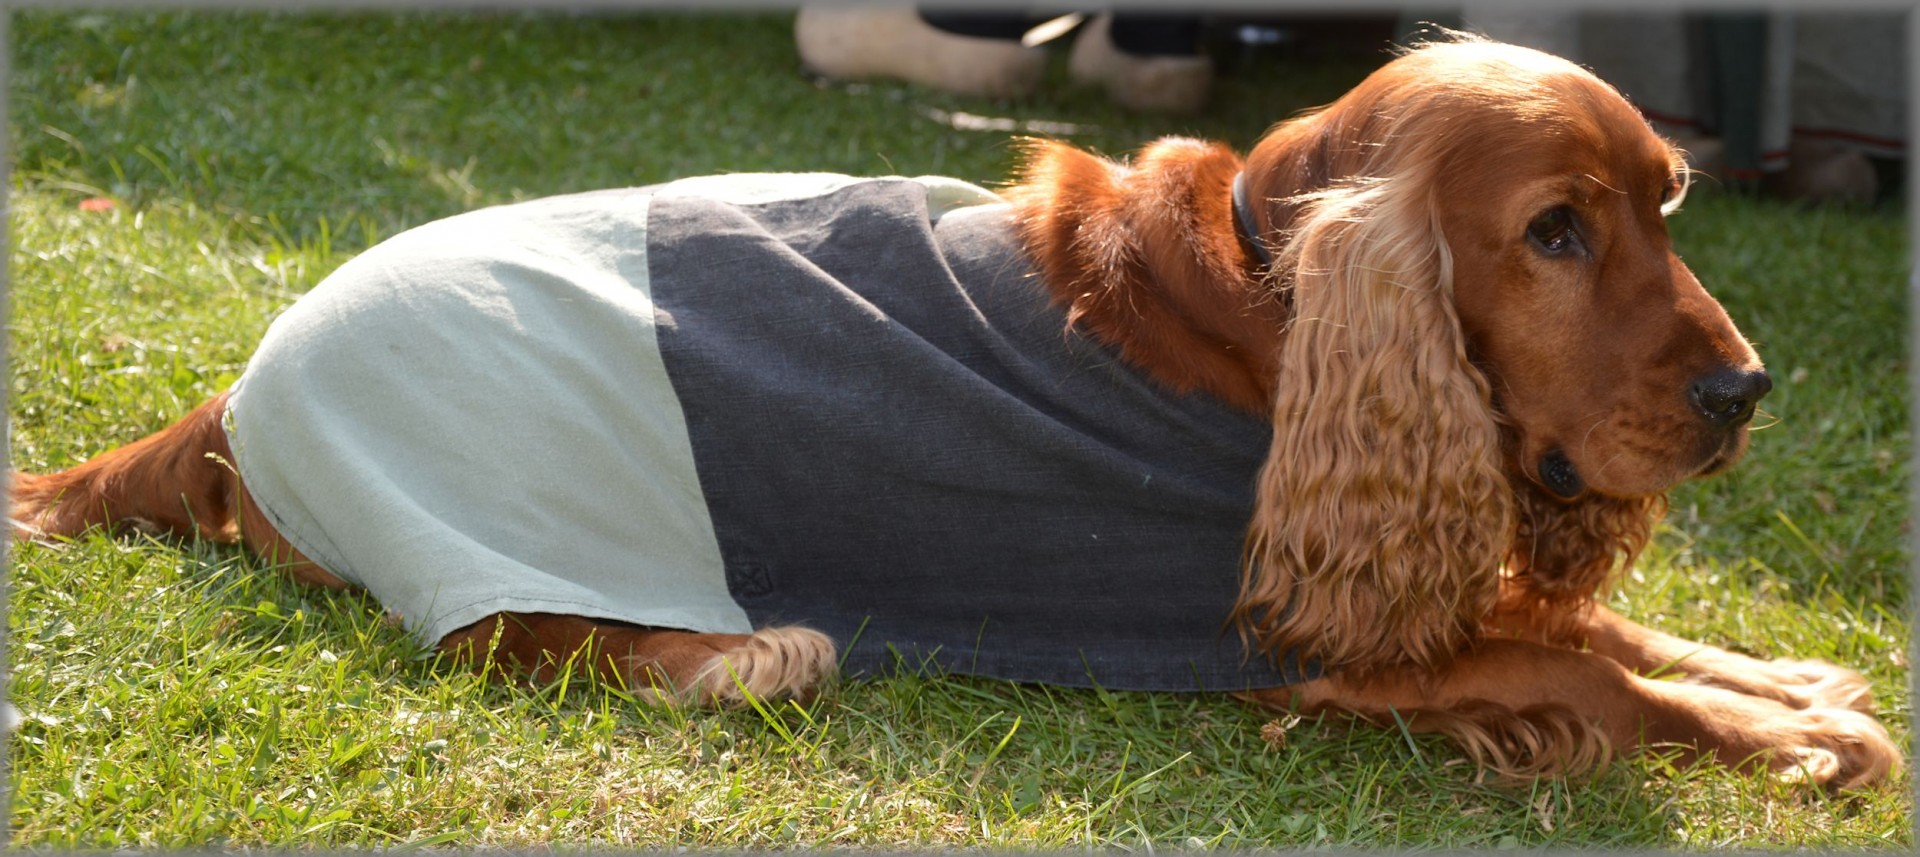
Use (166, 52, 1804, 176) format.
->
(1230, 171, 1273, 268)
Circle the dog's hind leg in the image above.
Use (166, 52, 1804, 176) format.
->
(11, 391, 353, 591)
(12, 394, 240, 542)
(439, 612, 838, 705)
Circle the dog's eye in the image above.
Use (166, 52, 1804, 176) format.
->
(1526, 206, 1579, 256)
(1659, 175, 1687, 213)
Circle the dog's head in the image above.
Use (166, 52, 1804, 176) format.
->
(1235, 37, 1766, 671)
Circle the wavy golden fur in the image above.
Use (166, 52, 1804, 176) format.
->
(1238, 169, 1512, 674)
(11, 36, 1898, 788)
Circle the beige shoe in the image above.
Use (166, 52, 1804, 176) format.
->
(794, 6, 1045, 99)
(1067, 14, 1212, 113)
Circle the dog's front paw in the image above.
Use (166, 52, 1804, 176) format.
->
(1670, 647, 1879, 715)
(1748, 658, 1878, 714)
(1759, 707, 1901, 791)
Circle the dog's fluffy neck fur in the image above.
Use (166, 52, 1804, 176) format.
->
(1005, 137, 1288, 415)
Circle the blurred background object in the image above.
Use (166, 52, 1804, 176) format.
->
(1430, 8, 1906, 205)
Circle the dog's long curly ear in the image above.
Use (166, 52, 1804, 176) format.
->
(1234, 178, 1514, 674)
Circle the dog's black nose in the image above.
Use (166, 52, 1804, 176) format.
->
(1690, 367, 1772, 427)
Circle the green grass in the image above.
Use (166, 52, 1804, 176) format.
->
(7, 9, 1911, 849)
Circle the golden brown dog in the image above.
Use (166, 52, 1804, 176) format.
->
(12, 37, 1898, 788)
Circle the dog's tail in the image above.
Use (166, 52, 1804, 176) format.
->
(11, 393, 240, 542)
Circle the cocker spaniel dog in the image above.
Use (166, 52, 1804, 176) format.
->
(12, 37, 1898, 788)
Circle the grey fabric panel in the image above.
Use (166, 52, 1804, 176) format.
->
(647, 179, 1308, 690)
(226, 189, 751, 644)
